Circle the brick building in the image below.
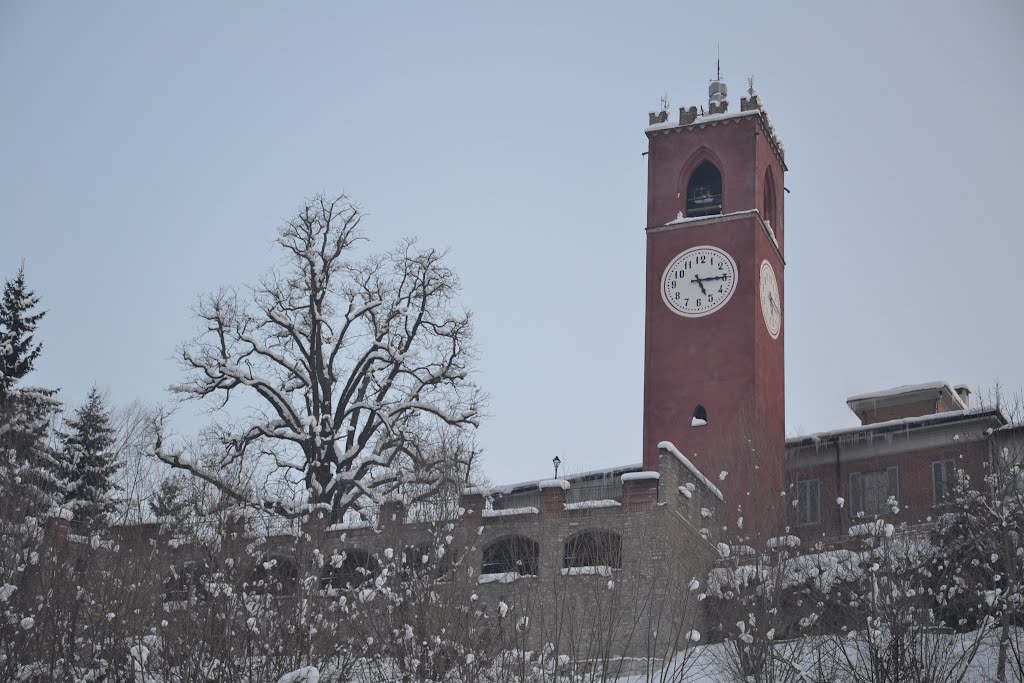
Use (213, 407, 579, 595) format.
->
(785, 381, 1021, 540)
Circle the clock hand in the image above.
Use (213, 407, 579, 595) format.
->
(691, 275, 708, 296)
(702, 274, 729, 282)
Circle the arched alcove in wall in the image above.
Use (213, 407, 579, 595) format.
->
(481, 535, 539, 576)
(686, 161, 723, 217)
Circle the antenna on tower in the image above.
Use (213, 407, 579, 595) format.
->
(708, 47, 727, 108)
(660, 92, 670, 112)
(747, 74, 756, 97)
(716, 44, 721, 81)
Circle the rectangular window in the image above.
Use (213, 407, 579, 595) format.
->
(849, 467, 899, 518)
(795, 479, 821, 526)
(932, 459, 957, 506)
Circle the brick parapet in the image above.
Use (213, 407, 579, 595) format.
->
(539, 486, 566, 516)
(622, 473, 659, 509)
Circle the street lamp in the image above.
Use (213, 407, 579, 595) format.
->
(553, 455, 561, 479)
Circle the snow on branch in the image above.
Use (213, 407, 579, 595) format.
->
(165, 194, 482, 523)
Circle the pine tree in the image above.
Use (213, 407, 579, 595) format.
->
(149, 473, 190, 524)
(0, 266, 45, 402)
(0, 266, 62, 519)
(60, 387, 119, 525)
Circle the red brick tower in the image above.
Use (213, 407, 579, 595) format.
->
(642, 77, 787, 531)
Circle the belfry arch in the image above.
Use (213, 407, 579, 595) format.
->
(685, 161, 723, 217)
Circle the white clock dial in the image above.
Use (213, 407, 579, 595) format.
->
(759, 259, 781, 338)
(661, 246, 738, 317)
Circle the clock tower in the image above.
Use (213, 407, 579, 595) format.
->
(642, 78, 787, 531)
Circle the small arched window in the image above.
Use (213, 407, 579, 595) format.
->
(692, 405, 708, 427)
(686, 161, 723, 217)
(245, 556, 298, 596)
(322, 549, 378, 591)
(763, 167, 778, 228)
(481, 535, 539, 576)
(563, 530, 622, 569)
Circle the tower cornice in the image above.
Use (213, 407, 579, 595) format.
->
(645, 209, 785, 265)
(646, 109, 787, 172)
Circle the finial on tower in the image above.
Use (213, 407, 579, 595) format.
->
(740, 74, 763, 113)
(708, 53, 728, 115)
(661, 92, 670, 112)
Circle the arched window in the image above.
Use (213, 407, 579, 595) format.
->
(563, 530, 622, 569)
(322, 549, 378, 590)
(481, 536, 539, 576)
(763, 167, 778, 228)
(692, 405, 708, 427)
(686, 161, 723, 217)
(245, 556, 298, 596)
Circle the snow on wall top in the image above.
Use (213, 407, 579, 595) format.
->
(645, 105, 786, 167)
(644, 108, 761, 133)
(846, 381, 966, 409)
(490, 463, 642, 496)
(621, 471, 660, 482)
(787, 407, 1006, 448)
(657, 441, 724, 501)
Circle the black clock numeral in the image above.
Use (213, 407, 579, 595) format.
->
(718, 263, 723, 270)
(696, 298, 702, 307)
(718, 286, 723, 294)
(684, 298, 689, 306)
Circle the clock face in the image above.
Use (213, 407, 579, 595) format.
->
(661, 246, 738, 317)
(759, 259, 782, 338)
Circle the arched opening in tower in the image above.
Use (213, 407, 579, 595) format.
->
(686, 162, 723, 217)
(692, 405, 708, 427)
(763, 166, 778, 228)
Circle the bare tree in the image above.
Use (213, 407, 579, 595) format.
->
(154, 194, 482, 523)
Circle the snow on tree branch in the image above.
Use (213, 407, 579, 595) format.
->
(165, 194, 482, 522)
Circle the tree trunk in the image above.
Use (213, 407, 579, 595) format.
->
(997, 613, 1009, 683)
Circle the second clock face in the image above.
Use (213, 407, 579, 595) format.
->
(759, 259, 782, 338)
(661, 246, 738, 317)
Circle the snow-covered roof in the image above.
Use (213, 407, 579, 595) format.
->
(491, 463, 641, 496)
(787, 407, 1006, 449)
(644, 108, 762, 133)
(846, 381, 967, 410)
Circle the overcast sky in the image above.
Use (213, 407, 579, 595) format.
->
(2, 1, 1022, 487)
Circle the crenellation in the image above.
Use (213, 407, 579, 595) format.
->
(679, 106, 698, 125)
(649, 110, 669, 125)
(740, 95, 761, 112)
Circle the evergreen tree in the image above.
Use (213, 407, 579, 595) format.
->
(0, 266, 45, 402)
(149, 473, 190, 525)
(60, 387, 120, 524)
(0, 266, 62, 519)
